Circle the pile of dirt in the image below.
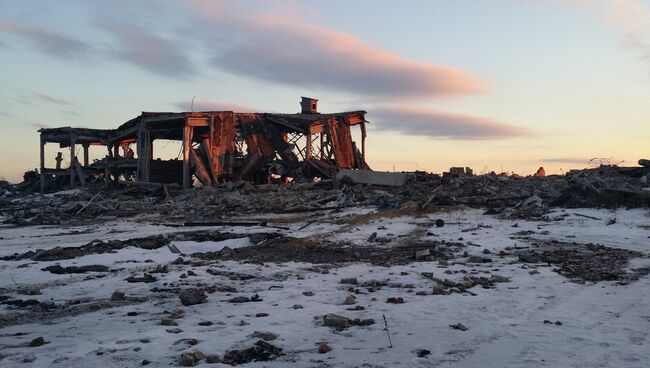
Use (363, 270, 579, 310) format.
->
(0, 231, 245, 262)
(196, 235, 464, 266)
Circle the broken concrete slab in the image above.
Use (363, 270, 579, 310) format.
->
(336, 169, 414, 187)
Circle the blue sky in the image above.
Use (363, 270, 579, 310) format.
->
(1, 0, 649, 182)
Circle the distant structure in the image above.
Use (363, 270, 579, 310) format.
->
(300, 96, 318, 114)
(38, 98, 370, 191)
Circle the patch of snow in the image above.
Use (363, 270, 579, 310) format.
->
(0, 207, 649, 367)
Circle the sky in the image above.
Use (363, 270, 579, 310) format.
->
(0, 0, 649, 182)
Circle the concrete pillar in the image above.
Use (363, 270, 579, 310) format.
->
(136, 129, 151, 182)
(183, 125, 193, 189)
(40, 137, 45, 193)
(360, 121, 367, 164)
(83, 143, 89, 166)
(70, 136, 76, 188)
(306, 133, 311, 160)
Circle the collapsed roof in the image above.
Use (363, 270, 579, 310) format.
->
(38, 100, 371, 191)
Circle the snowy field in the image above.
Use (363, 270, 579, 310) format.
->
(1, 207, 649, 367)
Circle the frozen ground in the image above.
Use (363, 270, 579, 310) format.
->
(1, 207, 649, 367)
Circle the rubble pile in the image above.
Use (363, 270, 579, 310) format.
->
(0, 181, 365, 225)
(549, 165, 650, 208)
(0, 180, 12, 197)
(516, 240, 650, 284)
(428, 164, 650, 210)
(424, 175, 567, 208)
(222, 340, 284, 365)
(197, 236, 464, 266)
(1, 163, 649, 226)
(1, 165, 649, 366)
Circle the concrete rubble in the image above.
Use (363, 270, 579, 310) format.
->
(2, 162, 650, 226)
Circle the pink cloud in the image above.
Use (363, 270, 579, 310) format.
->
(370, 106, 528, 140)
(187, 1, 484, 99)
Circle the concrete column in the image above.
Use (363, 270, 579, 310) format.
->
(183, 125, 193, 189)
(83, 143, 89, 166)
(70, 136, 76, 188)
(306, 133, 311, 160)
(360, 121, 367, 164)
(40, 137, 45, 193)
(136, 129, 151, 182)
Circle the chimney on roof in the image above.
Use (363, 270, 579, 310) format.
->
(300, 97, 318, 114)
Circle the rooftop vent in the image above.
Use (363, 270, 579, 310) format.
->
(300, 97, 318, 114)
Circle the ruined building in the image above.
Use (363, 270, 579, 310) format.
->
(38, 97, 370, 191)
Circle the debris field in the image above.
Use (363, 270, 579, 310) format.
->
(1, 162, 650, 367)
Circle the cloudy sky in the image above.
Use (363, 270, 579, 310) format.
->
(1, 0, 649, 182)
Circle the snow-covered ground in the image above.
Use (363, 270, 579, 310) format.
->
(1, 207, 649, 367)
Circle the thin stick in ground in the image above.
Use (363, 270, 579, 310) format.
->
(383, 314, 393, 348)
